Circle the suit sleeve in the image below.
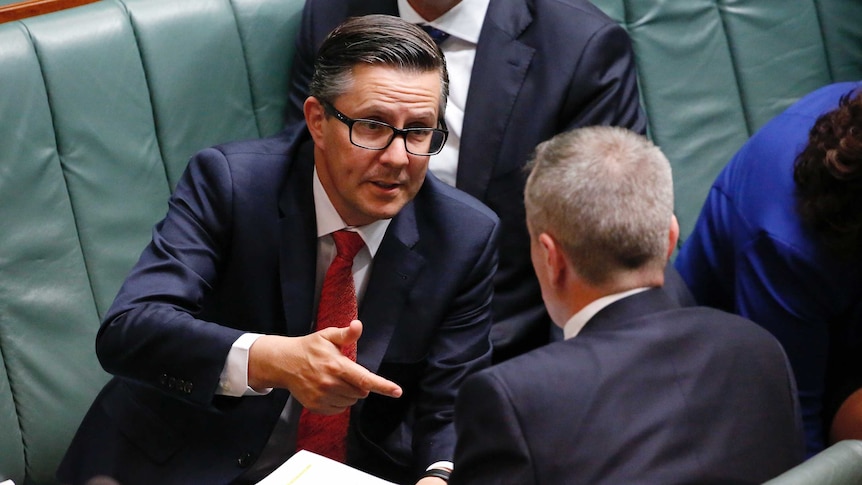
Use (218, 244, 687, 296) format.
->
(95, 148, 245, 408)
(449, 371, 535, 485)
(565, 20, 647, 135)
(412, 211, 500, 471)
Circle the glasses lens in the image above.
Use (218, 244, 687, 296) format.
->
(350, 120, 395, 149)
(429, 129, 446, 154)
(405, 130, 433, 155)
(406, 129, 446, 156)
(345, 114, 447, 155)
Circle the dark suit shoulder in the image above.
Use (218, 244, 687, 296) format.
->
(471, 338, 596, 397)
(670, 305, 777, 337)
(674, 305, 789, 354)
(190, 131, 307, 191)
(212, 130, 301, 159)
(479, 300, 790, 395)
(600, 300, 788, 358)
(414, 174, 499, 228)
(531, 0, 618, 21)
(497, 0, 621, 35)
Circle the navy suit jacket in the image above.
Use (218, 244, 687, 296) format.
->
(58, 132, 499, 485)
(285, 0, 647, 361)
(450, 289, 805, 485)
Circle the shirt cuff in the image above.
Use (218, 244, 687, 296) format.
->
(426, 461, 453, 472)
(217, 332, 272, 397)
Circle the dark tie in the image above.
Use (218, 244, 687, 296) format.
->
(295, 230, 365, 462)
(421, 24, 450, 46)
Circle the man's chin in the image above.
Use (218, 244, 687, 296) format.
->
(363, 200, 410, 222)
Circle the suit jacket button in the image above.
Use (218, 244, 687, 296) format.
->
(184, 382, 194, 394)
(237, 452, 254, 468)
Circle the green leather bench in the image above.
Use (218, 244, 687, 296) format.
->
(0, 1, 304, 483)
(591, 0, 862, 238)
(1, 1, 861, 484)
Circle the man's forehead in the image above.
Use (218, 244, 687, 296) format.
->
(341, 65, 442, 111)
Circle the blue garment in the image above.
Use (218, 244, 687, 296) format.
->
(675, 81, 862, 456)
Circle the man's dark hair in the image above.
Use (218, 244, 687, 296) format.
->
(310, 14, 449, 121)
(794, 88, 862, 258)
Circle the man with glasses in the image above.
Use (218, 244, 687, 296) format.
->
(58, 15, 497, 485)
(284, 0, 677, 364)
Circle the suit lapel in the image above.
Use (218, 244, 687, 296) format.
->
(357, 201, 425, 374)
(457, 0, 534, 198)
(278, 140, 318, 337)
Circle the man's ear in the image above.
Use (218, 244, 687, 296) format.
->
(304, 96, 326, 145)
(538, 232, 568, 289)
(667, 214, 680, 260)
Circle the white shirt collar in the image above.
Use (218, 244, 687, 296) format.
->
(397, 0, 489, 44)
(563, 287, 652, 340)
(312, 167, 390, 257)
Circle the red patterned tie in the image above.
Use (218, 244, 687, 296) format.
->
(295, 229, 365, 462)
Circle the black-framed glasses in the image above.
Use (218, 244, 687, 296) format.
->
(321, 99, 448, 156)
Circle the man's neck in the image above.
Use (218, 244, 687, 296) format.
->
(568, 267, 665, 316)
(407, 0, 461, 21)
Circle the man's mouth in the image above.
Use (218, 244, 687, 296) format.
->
(371, 181, 401, 190)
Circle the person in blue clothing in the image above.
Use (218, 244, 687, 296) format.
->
(675, 81, 862, 456)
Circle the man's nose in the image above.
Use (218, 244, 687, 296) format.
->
(379, 134, 411, 166)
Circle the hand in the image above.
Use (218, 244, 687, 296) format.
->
(830, 387, 862, 444)
(248, 320, 402, 414)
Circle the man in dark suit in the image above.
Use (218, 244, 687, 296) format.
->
(58, 16, 497, 485)
(449, 127, 804, 484)
(285, 0, 648, 362)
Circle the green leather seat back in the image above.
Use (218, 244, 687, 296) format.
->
(0, 21, 106, 484)
(2, 0, 862, 483)
(0, 1, 303, 483)
(591, 0, 862, 239)
(26, 2, 171, 316)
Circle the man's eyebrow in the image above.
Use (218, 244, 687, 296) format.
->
(359, 107, 437, 127)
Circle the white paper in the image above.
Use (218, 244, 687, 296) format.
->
(256, 450, 396, 485)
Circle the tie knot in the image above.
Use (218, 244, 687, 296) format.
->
(332, 230, 365, 262)
(420, 24, 450, 46)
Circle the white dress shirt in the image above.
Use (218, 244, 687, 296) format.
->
(398, 0, 489, 187)
(217, 167, 390, 396)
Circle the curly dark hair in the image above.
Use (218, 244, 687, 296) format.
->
(793, 88, 862, 258)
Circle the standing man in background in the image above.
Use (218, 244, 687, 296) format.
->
(285, 0, 649, 362)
